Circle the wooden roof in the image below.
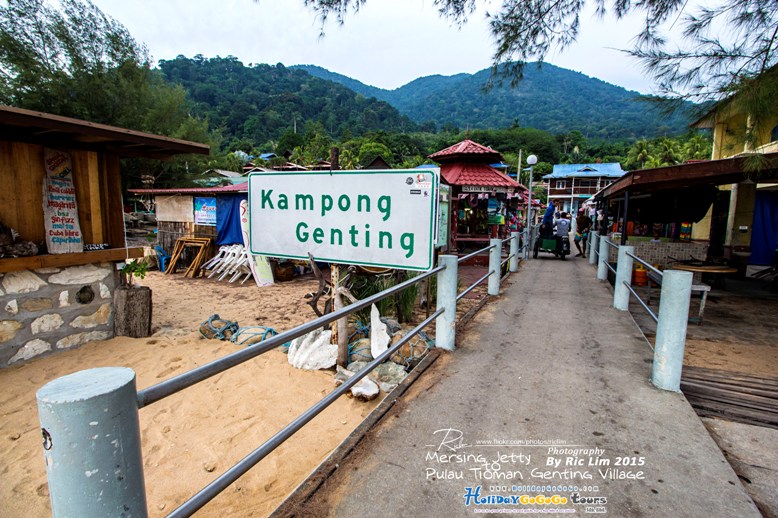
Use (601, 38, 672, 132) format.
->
(599, 152, 778, 199)
(0, 105, 210, 160)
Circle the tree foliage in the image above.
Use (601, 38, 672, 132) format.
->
(297, 63, 694, 139)
(157, 55, 417, 148)
(0, 0, 215, 189)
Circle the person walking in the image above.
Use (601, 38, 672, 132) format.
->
(575, 209, 592, 257)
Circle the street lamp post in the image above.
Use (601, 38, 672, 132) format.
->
(524, 154, 537, 259)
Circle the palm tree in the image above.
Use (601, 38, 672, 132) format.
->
(626, 140, 652, 169)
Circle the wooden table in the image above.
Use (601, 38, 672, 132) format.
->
(669, 264, 737, 287)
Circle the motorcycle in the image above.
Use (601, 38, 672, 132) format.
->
(533, 234, 571, 259)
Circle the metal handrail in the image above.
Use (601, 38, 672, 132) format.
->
(137, 265, 445, 408)
(604, 238, 618, 250)
(623, 281, 658, 322)
(501, 254, 514, 268)
(458, 243, 497, 263)
(457, 270, 494, 301)
(168, 308, 445, 517)
(626, 251, 663, 278)
(605, 261, 617, 275)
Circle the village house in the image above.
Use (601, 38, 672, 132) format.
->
(543, 163, 626, 215)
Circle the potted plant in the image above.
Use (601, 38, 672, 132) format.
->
(114, 259, 152, 337)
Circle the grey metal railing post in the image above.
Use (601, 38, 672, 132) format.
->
(523, 227, 530, 259)
(589, 233, 598, 265)
(597, 236, 609, 281)
(37, 367, 148, 518)
(435, 255, 458, 351)
(488, 238, 501, 296)
(614, 245, 634, 310)
(509, 232, 519, 272)
(652, 270, 693, 392)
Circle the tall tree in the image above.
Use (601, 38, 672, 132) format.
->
(0, 0, 215, 188)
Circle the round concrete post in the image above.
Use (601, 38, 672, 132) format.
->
(435, 255, 458, 351)
(488, 239, 501, 296)
(652, 270, 693, 392)
(613, 245, 634, 311)
(37, 367, 148, 518)
(597, 236, 610, 281)
(509, 232, 519, 272)
(588, 233, 598, 265)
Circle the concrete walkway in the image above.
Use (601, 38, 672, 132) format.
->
(291, 257, 760, 517)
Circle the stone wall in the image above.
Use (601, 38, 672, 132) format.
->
(605, 238, 709, 269)
(0, 262, 117, 367)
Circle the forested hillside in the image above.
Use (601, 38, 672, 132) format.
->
(294, 63, 697, 139)
(158, 56, 417, 146)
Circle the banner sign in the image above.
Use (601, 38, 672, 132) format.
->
(437, 184, 450, 251)
(42, 148, 83, 254)
(249, 170, 437, 271)
(461, 185, 510, 193)
(194, 197, 217, 226)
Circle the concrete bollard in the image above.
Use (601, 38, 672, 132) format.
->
(435, 255, 458, 351)
(597, 236, 610, 281)
(652, 270, 693, 391)
(509, 232, 519, 272)
(37, 367, 148, 518)
(488, 238, 501, 296)
(613, 245, 634, 311)
(589, 233, 598, 266)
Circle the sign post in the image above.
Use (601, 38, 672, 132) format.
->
(248, 170, 437, 271)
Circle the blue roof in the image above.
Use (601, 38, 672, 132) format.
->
(544, 163, 625, 179)
(259, 152, 277, 160)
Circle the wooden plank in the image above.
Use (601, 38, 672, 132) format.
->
(13, 142, 45, 243)
(682, 367, 778, 389)
(71, 150, 94, 245)
(682, 386, 778, 414)
(0, 247, 143, 272)
(0, 141, 17, 231)
(682, 374, 778, 391)
(687, 399, 778, 429)
(682, 380, 778, 399)
(100, 153, 125, 248)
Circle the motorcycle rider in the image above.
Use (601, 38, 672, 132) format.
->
(554, 212, 571, 255)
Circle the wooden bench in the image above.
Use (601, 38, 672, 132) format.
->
(646, 270, 711, 325)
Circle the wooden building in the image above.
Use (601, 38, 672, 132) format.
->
(429, 139, 525, 254)
(544, 163, 625, 215)
(0, 105, 208, 366)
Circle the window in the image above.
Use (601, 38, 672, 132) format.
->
(555, 180, 566, 189)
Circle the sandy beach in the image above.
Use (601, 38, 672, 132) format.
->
(0, 270, 380, 517)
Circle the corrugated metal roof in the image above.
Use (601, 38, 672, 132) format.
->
(129, 182, 248, 195)
(544, 163, 626, 179)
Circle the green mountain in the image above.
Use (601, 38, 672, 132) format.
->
(293, 63, 696, 140)
(157, 56, 416, 146)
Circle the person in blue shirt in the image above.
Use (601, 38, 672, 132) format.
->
(541, 202, 555, 239)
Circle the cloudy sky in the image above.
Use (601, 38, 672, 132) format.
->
(91, 0, 655, 94)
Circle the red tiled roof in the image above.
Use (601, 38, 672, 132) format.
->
(441, 163, 522, 188)
(129, 182, 248, 195)
(429, 139, 504, 162)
